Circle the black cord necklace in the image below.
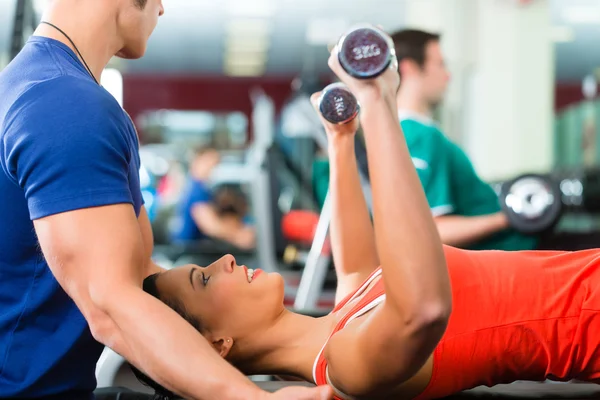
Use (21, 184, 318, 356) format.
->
(39, 21, 99, 85)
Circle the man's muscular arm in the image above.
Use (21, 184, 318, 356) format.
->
(35, 204, 267, 400)
(138, 206, 166, 276)
(435, 212, 509, 247)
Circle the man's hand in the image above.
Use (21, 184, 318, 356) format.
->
(267, 385, 333, 400)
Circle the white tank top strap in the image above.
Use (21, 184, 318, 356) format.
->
(346, 268, 382, 304)
(344, 294, 386, 326)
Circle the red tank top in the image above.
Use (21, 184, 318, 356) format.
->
(313, 268, 386, 399)
(313, 246, 600, 399)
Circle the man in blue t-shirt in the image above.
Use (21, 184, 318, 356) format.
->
(0, 1, 328, 400)
(171, 147, 255, 249)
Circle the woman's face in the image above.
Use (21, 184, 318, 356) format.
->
(153, 255, 286, 352)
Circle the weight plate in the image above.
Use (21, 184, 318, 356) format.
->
(318, 83, 359, 124)
(500, 174, 563, 235)
(337, 26, 393, 79)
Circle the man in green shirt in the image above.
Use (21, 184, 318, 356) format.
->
(390, 29, 538, 251)
(312, 29, 538, 251)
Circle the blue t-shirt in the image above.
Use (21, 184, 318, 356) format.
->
(171, 178, 213, 242)
(0, 37, 144, 399)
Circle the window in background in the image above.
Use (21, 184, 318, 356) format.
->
(137, 109, 248, 150)
(226, 111, 249, 148)
(100, 68, 123, 107)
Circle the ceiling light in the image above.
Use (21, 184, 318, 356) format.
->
(226, 19, 273, 36)
(224, 63, 266, 77)
(224, 52, 268, 67)
(225, 37, 271, 53)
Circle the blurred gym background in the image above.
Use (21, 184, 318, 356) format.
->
(3, 0, 600, 299)
(2, 0, 600, 301)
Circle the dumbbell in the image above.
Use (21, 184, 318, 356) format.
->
(318, 83, 359, 124)
(336, 25, 395, 79)
(499, 173, 563, 235)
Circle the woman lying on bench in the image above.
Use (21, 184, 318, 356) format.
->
(139, 38, 600, 399)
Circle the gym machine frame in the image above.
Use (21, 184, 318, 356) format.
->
(293, 129, 373, 311)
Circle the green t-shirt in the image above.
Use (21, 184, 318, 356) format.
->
(311, 115, 538, 251)
(312, 156, 330, 210)
(400, 116, 537, 251)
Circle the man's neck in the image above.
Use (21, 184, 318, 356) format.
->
(396, 87, 432, 118)
(33, 2, 123, 83)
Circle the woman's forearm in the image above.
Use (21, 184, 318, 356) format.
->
(328, 135, 379, 277)
(359, 94, 452, 321)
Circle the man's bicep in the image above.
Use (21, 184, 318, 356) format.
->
(34, 204, 146, 309)
(138, 206, 155, 260)
(138, 206, 166, 276)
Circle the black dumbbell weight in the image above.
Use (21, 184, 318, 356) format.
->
(500, 173, 563, 235)
(337, 25, 395, 79)
(318, 83, 359, 124)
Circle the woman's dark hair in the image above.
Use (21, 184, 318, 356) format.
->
(143, 273, 204, 332)
(130, 366, 178, 400)
(129, 273, 204, 399)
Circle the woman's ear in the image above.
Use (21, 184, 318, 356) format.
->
(211, 337, 234, 358)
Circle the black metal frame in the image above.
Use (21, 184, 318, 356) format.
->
(10, 0, 37, 61)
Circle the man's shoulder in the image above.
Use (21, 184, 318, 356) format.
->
(1, 74, 129, 165)
(1, 40, 117, 123)
(400, 115, 447, 143)
(5, 75, 122, 134)
(400, 117, 451, 162)
(21, 75, 113, 110)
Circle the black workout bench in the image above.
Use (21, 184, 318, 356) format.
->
(95, 381, 600, 399)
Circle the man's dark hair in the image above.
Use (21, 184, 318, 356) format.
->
(130, 273, 205, 399)
(134, 0, 148, 9)
(390, 29, 441, 77)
